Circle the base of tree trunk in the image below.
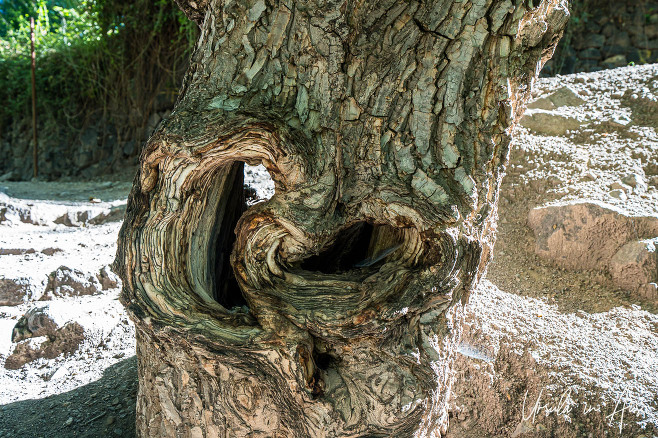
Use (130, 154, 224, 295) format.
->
(134, 305, 463, 438)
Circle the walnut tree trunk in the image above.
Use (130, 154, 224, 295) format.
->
(114, 1, 569, 436)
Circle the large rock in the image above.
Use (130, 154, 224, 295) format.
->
(527, 202, 658, 271)
(87, 204, 127, 225)
(0, 277, 34, 306)
(11, 306, 59, 342)
(520, 110, 584, 136)
(97, 265, 121, 290)
(41, 266, 102, 299)
(609, 239, 658, 293)
(527, 86, 586, 110)
(5, 322, 84, 370)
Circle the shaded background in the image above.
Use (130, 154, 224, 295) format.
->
(0, 0, 656, 181)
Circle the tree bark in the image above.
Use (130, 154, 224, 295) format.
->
(114, 0, 570, 436)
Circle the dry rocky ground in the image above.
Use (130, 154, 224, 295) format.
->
(0, 65, 657, 437)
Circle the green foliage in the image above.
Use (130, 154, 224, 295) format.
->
(0, 0, 196, 144)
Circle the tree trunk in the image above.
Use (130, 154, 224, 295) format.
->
(114, 1, 569, 436)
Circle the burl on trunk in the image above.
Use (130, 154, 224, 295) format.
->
(114, 0, 569, 436)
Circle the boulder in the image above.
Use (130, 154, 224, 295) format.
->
(621, 173, 647, 192)
(11, 306, 59, 342)
(547, 86, 586, 107)
(609, 239, 658, 292)
(87, 204, 127, 225)
(579, 48, 602, 60)
(520, 111, 584, 136)
(5, 322, 84, 370)
(97, 265, 121, 290)
(0, 277, 35, 306)
(603, 54, 627, 67)
(54, 211, 91, 227)
(42, 266, 102, 299)
(579, 34, 606, 49)
(527, 202, 658, 270)
(527, 86, 585, 111)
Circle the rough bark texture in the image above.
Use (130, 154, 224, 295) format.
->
(114, 0, 570, 436)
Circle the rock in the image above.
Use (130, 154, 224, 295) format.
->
(11, 306, 59, 342)
(609, 239, 658, 292)
(51, 365, 70, 380)
(88, 204, 127, 225)
(603, 54, 627, 66)
(41, 247, 63, 256)
(608, 31, 631, 47)
(5, 322, 84, 370)
(97, 266, 121, 290)
(65, 417, 74, 426)
(609, 181, 631, 193)
(547, 86, 586, 107)
(582, 172, 596, 182)
(579, 48, 602, 60)
(635, 38, 658, 50)
(520, 111, 583, 136)
(42, 266, 102, 299)
(621, 173, 646, 192)
(527, 97, 555, 111)
(638, 283, 658, 301)
(54, 210, 91, 227)
(0, 277, 34, 306)
(580, 34, 606, 49)
(608, 113, 632, 128)
(609, 189, 627, 200)
(527, 202, 658, 271)
(646, 24, 658, 39)
(0, 248, 36, 255)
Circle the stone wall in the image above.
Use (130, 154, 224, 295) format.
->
(544, 1, 658, 75)
(0, 107, 171, 182)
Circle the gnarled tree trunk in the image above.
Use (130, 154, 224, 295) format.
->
(114, 0, 569, 436)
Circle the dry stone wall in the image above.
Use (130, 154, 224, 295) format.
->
(545, 1, 658, 75)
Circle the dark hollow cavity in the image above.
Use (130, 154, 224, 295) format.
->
(210, 163, 276, 309)
(300, 222, 404, 274)
(213, 162, 248, 309)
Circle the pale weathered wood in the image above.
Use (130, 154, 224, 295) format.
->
(114, 0, 570, 436)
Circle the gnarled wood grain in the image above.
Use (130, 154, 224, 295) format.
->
(114, 0, 570, 436)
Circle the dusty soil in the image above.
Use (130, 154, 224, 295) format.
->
(448, 64, 658, 437)
(1, 65, 658, 437)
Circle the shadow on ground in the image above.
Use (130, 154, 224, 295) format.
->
(0, 356, 137, 438)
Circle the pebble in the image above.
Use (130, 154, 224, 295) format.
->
(609, 189, 627, 200)
(64, 417, 73, 426)
(621, 174, 640, 188)
(609, 182, 630, 193)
